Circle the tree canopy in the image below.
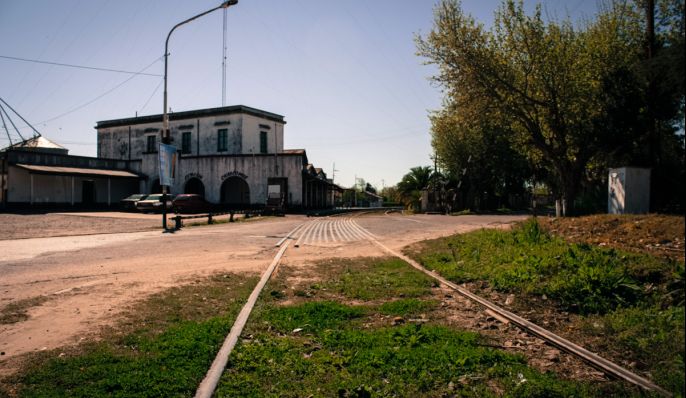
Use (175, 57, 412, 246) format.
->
(417, 0, 684, 214)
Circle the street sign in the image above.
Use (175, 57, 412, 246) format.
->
(159, 143, 177, 187)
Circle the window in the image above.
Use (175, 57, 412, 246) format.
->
(146, 135, 157, 153)
(260, 131, 268, 154)
(181, 132, 192, 154)
(217, 129, 228, 152)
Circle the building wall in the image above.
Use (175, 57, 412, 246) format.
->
(241, 114, 284, 154)
(6, 166, 138, 205)
(97, 112, 285, 160)
(169, 155, 304, 205)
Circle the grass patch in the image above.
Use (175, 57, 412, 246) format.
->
(406, 218, 685, 395)
(217, 302, 608, 397)
(584, 305, 685, 395)
(0, 296, 50, 324)
(407, 219, 676, 314)
(5, 273, 258, 397)
(320, 257, 436, 301)
(379, 298, 438, 317)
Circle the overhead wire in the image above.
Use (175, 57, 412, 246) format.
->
(29, 55, 164, 127)
(139, 78, 164, 114)
(14, 0, 112, 110)
(0, 55, 162, 77)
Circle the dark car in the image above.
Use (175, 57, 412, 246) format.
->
(172, 194, 217, 214)
(135, 193, 175, 213)
(120, 194, 148, 211)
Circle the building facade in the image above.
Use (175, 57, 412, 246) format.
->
(0, 136, 142, 207)
(96, 105, 335, 210)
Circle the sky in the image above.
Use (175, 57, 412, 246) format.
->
(0, 0, 600, 190)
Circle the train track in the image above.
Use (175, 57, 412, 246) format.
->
(197, 214, 671, 398)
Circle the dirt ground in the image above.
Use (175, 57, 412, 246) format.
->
(0, 212, 526, 377)
(0, 212, 248, 240)
(0, 213, 159, 240)
(538, 214, 685, 263)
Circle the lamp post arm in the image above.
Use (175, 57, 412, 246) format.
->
(162, 2, 237, 143)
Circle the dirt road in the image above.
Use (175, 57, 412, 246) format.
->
(0, 212, 526, 373)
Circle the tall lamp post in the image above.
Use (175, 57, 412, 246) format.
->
(160, 0, 238, 230)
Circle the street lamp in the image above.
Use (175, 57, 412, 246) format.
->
(160, 0, 238, 231)
(163, 0, 238, 144)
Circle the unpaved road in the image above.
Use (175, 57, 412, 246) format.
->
(0, 212, 526, 373)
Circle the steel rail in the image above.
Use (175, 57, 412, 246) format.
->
(275, 222, 306, 247)
(195, 240, 291, 398)
(348, 220, 671, 397)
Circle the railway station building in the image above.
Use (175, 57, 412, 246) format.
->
(1, 105, 339, 210)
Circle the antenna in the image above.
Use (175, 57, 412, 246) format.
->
(222, 7, 228, 106)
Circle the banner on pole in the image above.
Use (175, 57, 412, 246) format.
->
(158, 143, 177, 187)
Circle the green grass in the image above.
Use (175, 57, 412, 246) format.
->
(217, 302, 606, 398)
(213, 258, 640, 397)
(584, 305, 685, 395)
(379, 298, 438, 317)
(319, 257, 437, 301)
(407, 219, 677, 314)
(406, 219, 685, 396)
(6, 274, 258, 398)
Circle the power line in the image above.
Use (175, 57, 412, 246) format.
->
(139, 78, 164, 114)
(16, 56, 164, 128)
(0, 55, 162, 77)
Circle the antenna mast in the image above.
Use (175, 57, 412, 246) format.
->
(222, 7, 228, 106)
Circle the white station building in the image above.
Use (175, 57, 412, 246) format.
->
(1, 105, 338, 210)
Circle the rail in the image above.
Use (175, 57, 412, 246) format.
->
(195, 215, 671, 397)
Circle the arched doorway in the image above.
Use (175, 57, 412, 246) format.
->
(221, 177, 250, 207)
(150, 178, 161, 194)
(185, 178, 205, 197)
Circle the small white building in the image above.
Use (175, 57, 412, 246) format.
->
(608, 167, 651, 214)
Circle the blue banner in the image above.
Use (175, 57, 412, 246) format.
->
(158, 143, 177, 187)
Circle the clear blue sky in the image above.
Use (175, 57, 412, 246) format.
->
(0, 0, 599, 190)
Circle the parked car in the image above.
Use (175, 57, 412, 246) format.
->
(172, 194, 217, 214)
(135, 193, 175, 213)
(120, 194, 148, 211)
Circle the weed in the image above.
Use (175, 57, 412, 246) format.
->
(379, 298, 437, 317)
(0, 296, 50, 324)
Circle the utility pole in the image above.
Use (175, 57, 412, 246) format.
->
(331, 162, 339, 207)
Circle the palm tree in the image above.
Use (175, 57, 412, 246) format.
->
(397, 166, 436, 210)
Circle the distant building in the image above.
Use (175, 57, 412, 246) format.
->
(1, 105, 336, 210)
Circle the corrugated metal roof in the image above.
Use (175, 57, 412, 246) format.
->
(15, 164, 141, 178)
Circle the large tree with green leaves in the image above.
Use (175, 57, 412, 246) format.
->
(417, 0, 666, 214)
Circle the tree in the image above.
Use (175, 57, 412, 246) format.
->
(397, 166, 437, 209)
(430, 102, 533, 210)
(417, 0, 648, 214)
